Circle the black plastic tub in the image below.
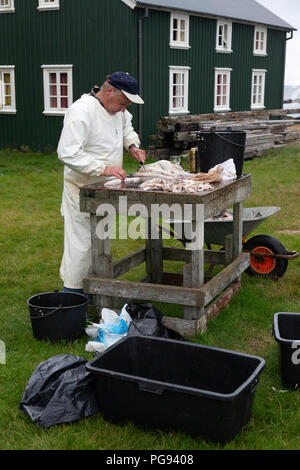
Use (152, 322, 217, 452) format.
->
(273, 312, 300, 390)
(27, 291, 88, 343)
(197, 129, 246, 177)
(86, 336, 265, 443)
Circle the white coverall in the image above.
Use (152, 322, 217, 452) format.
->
(57, 93, 140, 289)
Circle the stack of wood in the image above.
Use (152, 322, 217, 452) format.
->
(148, 108, 300, 160)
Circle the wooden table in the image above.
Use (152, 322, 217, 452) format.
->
(80, 174, 251, 335)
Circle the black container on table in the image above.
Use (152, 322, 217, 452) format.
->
(273, 312, 300, 390)
(27, 291, 88, 343)
(86, 335, 265, 443)
(197, 128, 246, 177)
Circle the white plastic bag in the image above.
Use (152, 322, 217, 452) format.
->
(85, 305, 132, 352)
(85, 324, 100, 339)
(99, 307, 131, 347)
(85, 341, 107, 353)
(209, 158, 237, 181)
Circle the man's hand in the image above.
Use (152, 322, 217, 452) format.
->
(103, 165, 126, 180)
(129, 145, 146, 164)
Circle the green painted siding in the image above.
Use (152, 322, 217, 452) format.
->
(0, 0, 139, 151)
(142, 12, 286, 119)
(0, 1, 287, 151)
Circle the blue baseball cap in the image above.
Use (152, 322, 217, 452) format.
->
(108, 71, 144, 104)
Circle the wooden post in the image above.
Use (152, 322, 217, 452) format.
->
(225, 234, 233, 265)
(232, 201, 243, 259)
(146, 217, 163, 284)
(90, 213, 113, 311)
(232, 201, 244, 283)
(184, 217, 205, 320)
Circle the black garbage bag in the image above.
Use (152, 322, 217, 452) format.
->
(19, 354, 99, 428)
(125, 302, 185, 341)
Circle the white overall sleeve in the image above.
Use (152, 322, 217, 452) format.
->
(122, 110, 141, 151)
(57, 103, 106, 177)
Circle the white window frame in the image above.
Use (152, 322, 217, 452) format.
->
(170, 11, 190, 50)
(0, 0, 15, 14)
(216, 19, 232, 53)
(38, 0, 60, 11)
(169, 66, 190, 115)
(41, 65, 73, 116)
(214, 68, 232, 112)
(251, 69, 267, 110)
(253, 26, 267, 56)
(0, 66, 16, 114)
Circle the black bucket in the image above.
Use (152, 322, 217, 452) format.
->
(273, 312, 300, 390)
(27, 291, 88, 343)
(197, 128, 246, 177)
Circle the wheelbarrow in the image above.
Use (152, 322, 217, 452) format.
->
(204, 207, 299, 279)
(160, 207, 298, 280)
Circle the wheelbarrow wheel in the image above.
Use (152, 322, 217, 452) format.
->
(243, 234, 288, 279)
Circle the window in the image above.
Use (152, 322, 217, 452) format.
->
(38, 0, 60, 11)
(214, 68, 232, 112)
(253, 26, 267, 55)
(0, 0, 15, 13)
(0, 66, 16, 114)
(251, 69, 266, 109)
(169, 66, 190, 115)
(170, 12, 190, 49)
(42, 65, 73, 115)
(216, 20, 232, 53)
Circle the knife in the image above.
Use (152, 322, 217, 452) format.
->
(139, 160, 146, 172)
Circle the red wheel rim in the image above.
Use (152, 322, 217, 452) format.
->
(250, 246, 276, 274)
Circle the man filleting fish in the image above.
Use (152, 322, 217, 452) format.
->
(57, 71, 146, 294)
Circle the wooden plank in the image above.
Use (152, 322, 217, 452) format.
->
(159, 109, 300, 125)
(162, 246, 226, 264)
(161, 280, 241, 336)
(183, 217, 205, 320)
(83, 277, 204, 307)
(161, 316, 200, 337)
(190, 219, 204, 288)
(90, 213, 112, 277)
(169, 119, 299, 133)
(232, 201, 243, 259)
(113, 248, 146, 278)
(201, 175, 252, 219)
(198, 280, 241, 334)
(146, 218, 163, 283)
(89, 213, 113, 309)
(162, 246, 191, 262)
(183, 263, 192, 288)
(199, 252, 249, 306)
(224, 234, 233, 265)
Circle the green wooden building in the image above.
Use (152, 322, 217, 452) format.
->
(0, 0, 295, 152)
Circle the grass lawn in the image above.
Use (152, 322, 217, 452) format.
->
(0, 146, 300, 450)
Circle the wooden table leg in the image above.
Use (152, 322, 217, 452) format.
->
(183, 218, 205, 320)
(146, 217, 163, 284)
(232, 201, 243, 283)
(232, 201, 243, 259)
(90, 213, 113, 311)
